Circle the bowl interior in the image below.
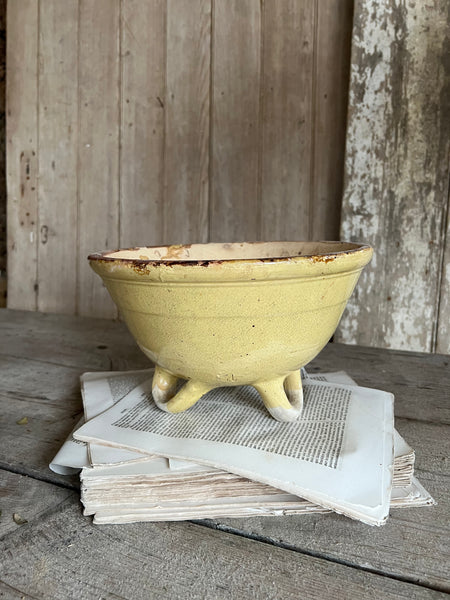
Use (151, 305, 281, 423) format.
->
(95, 241, 368, 263)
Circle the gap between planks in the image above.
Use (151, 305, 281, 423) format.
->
(193, 520, 450, 596)
(0, 476, 446, 598)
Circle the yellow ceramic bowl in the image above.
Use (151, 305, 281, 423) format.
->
(89, 241, 372, 421)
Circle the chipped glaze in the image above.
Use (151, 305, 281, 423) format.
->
(89, 241, 372, 421)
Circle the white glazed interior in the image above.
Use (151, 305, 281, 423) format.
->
(102, 241, 366, 262)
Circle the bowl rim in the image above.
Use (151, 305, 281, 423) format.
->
(88, 240, 372, 267)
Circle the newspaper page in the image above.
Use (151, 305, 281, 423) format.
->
(50, 369, 411, 483)
(49, 417, 89, 474)
(74, 376, 394, 525)
(81, 370, 153, 466)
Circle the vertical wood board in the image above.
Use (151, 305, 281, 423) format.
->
(437, 198, 450, 354)
(336, 0, 450, 352)
(259, 0, 314, 242)
(37, 0, 78, 314)
(77, 0, 120, 318)
(436, 13, 450, 355)
(6, 0, 38, 310)
(210, 0, 261, 242)
(120, 0, 166, 248)
(6, 0, 365, 330)
(163, 0, 210, 244)
(311, 0, 353, 241)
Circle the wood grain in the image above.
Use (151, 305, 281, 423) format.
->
(437, 195, 450, 354)
(163, 0, 210, 245)
(0, 470, 74, 539)
(0, 394, 81, 488)
(0, 310, 449, 595)
(37, 0, 78, 314)
(0, 496, 445, 600)
(308, 343, 450, 425)
(259, 0, 314, 241)
(6, 0, 38, 310)
(311, 0, 353, 241)
(215, 418, 450, 592)
(1, 309, 448, 424)
(210, 0, 261, 242)
(120, 0, 165, 248)
(0, 581, 38, 599)
(6, 0, 358, 321)
(0, 309, 147, 370)
(77, 0, 120, 318)
(337, 0, 450, 352)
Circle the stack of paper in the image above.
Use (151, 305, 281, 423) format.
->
(50, 369, 434, 526)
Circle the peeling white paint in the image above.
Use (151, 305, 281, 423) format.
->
(337, 0, 450, 353)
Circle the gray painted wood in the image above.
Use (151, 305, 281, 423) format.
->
(0, 309, 449, 595)
(1, 310, 448, 424)
(259, 0, 313, 241)
(213, 418, 450, 592)
(7, 0, 353, 319)
(0, 581, 38, 599)
(77, 0, 120, 319)
(120, 0, 166, 249)
(307, 343, 450, 425)
(0, 390, 81, 488)
(0, 309, 147, 371)
(337, 0, 450, 353)
(311, 0, 353, 241)
(0, 470, 74, 539)
(437, 211, 450, 354)
(37, 0, 78, 314)
(6, 0, 38, 311)
(210, 0, 261, 243)
(0, 497, 446, 600)
(163, 0, 210, 245)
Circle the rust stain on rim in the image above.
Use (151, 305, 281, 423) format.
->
(88, 241, 372, 270)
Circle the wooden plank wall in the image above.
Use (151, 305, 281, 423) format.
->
(7, 0, 353, 318)
(336, 0, 450, 353)
(0, 0, 6, 308)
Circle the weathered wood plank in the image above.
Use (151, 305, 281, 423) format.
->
(0, 355, 83, 405)
(0, 581, 37, 599)
(259, 0, 314, 241)
(309, 343, 450, 425)
(120, 0, 165, 248)
(0, 497, 445, 600)
(337, 0, 450, 352)
(0, 391, 81, 488)
(437, 199, 450, 354)
(1, 383, 448, 592)
(1, 309, 448, 423)
(0, 0, 7, 310)
(77, 0, 120, 318)
(37, 0, 78, 314)
(311, 0, 353, 241)
(163, 0, 210, 245)
(210, 0, 261, 242)
(214, 418, 450, 592)
(0, 309, 449, 593)
(6, 0, 38, 310)
(0, 470, 74, 539)
(0, 309, 147, 371)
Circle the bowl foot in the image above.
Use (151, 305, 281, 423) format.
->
(152, 366, 303, 422)
(254, 371, 303, 422)
(152, 366, 214, 413)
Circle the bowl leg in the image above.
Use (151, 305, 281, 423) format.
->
(284, 369, 303, 412)
(151, 365, 179, 411)
(254, 371, 303, 422)
(152, 366, 214, 413)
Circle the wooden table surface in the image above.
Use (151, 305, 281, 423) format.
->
(0, 309, 449, 599)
